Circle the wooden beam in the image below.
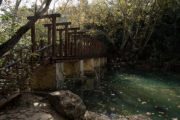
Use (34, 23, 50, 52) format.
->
(44, 22, 71, 27)
(27, 14, 61, 20)
(56, 27, 80, 31)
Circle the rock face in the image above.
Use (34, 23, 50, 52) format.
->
(48, 90, 86, 119)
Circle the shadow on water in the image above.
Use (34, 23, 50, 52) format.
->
(64, 69, 180, 120)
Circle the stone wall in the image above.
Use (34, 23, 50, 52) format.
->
(30, 64, 56, 90)
(30, 58, 107, 90)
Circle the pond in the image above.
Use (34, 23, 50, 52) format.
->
(65, 69, 180, 120)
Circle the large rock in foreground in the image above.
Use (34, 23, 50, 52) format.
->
(48, 90, 86, 119)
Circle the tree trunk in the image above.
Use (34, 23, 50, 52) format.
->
(0, 0, 52, 57)
(0, 0, 2, 6)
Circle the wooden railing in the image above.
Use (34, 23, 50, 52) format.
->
(0, 14, 106, 98)
(0, 43, 51, 97)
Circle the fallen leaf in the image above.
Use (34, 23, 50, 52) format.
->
(141, 101, 147, 104)
(172, 118, 178, 120)
(111, 93, 115, 96)
(110, 107, 115, 112)
(137, 98, 141, 102)
(146, 112, 151, 116)
(159, 111, 164, 114)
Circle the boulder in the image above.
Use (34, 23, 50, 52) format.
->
(48, 90, 86, 119)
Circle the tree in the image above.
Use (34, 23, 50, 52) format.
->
(0, 0, 2, 6)
(83, 0, 162, 60)
(149, 0, 180, 62)
(0, 0, 52, 57)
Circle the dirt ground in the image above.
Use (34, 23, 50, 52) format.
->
(0, 93, 65, 120)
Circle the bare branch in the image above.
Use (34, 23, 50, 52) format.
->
(14, 0, 22, 14)
(0, 0, 52, 57)
(0, 0, 2, 6)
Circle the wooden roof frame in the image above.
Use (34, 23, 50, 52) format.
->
(27, 14, 61, 20)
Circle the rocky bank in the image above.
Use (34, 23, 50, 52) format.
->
(0, 92, 151, 120)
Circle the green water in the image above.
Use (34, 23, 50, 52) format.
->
(66, 70, 180, 120)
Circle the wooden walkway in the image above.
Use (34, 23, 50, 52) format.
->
(0, 14, 106, 100)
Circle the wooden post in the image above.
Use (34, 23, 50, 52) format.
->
(48, 26, 52, 45)
(70, 35, 73, 56)
(89, 38, 92, 57)
(47, 26, 51, 55)
(58, 30, 63, 57)
(88, 40, 90, 58)
(52, 17, 57, 57)
(67, 33, 70, 56)
(74, 30, 77, 57)
(31, 23, 36, 52)
(78, 42, 81, 58)
(15, 64, 19, 91)
(86, 36, 89, 57)
(65, 25, 68, 57)
(30, 22, 36, 71)
(92, 39, 94, 57)
(40, 40, 45, 61)
(95, 40, 97, 57)
(83, 35, 86, 57)
(86, 36, 88, 57)
(91, 39, 94, 57)
(79, 34, 83, 57)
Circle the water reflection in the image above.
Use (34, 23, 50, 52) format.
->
(64, 70, 180, 120)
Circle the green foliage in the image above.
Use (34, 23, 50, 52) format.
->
(0, 0, 179, 70)
(81, 0, 179, 69)
(0, 2, 48, 53)
(150, 0, 180, 62)
(0, 5, 32, 48)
